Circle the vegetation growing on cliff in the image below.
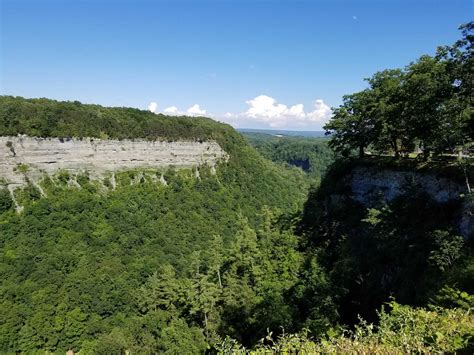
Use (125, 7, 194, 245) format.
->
(217, 302, 473, 354)
(299, 159, 473, 324)
(0, 164, 311, 353)
(0, 96, 227, 145)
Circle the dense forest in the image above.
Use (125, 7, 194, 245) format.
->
(0, 23, 473, 354)
(0, 97, 312, 352)
(242, 132, 334, 185)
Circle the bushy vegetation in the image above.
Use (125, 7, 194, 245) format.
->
(218, 302, 473, 354)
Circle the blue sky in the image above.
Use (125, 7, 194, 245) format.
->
(1, 0, 472, 130)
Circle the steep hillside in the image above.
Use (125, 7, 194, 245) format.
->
(298, 158, 473, 325)
(0, 96, 308, 211)
(0, 96, 309, 353)
(216, 157, 473, 354)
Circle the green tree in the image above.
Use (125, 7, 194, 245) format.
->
(0, 188, 13, 213)
(324, 89, 377, 157)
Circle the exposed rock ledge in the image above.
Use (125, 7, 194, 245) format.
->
(350, 166, 467, 205)
(0, 136, 228, 189)
(350, 166, 473, 239)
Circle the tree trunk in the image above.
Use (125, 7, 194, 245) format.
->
(390, 137, 401, 158)
(204, 312, 209, 339)
(464, 165, 471, 194)
(459, 145, 471, 194)
(359, 145, 364, 158)
(217, 270, 222, 289)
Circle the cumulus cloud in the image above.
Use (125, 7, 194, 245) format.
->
(163, 106, 178, 115)
(239, 95, 332, 128)
(187, 104, 206, 116)
(288, 103, 306, 119)
(148, 102, 158, 113)
(307, 99, 332, 122)
(245, 95, 288, 126)
(148, 94, 331, 129)
(157, 104, 208, 117)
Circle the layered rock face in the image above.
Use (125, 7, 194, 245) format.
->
(0, 136, 228, 188)
(349, 166, 472, 239)
(350, 167, 466, 205)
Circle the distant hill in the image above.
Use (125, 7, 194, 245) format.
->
(237, 128, 327, 138)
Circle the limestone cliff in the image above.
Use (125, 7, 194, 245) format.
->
(350, 166, 467, 205)
(348, 166, 473, 239)
(0, 136, 228, 189)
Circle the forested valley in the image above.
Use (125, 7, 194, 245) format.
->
(242, 132, 334, 185)
(0, 23, 473, 354)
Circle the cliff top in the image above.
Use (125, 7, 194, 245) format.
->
(0, 96, 240, 150)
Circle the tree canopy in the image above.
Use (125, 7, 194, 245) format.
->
(325, 22, 473, 158)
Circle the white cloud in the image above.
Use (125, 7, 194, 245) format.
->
(148, 94, 331, 130)
(288, 103, 306, 119)
(159, 104, 207, 117)
(307, 99, 332, 122)
(164, 106, 178, 115)
(353, 15, 357, 20)
(238, 95, 332, 129)
(187, 104, 206, 116)
(148, 102, 158, 113)
(245, 95, 288, 127)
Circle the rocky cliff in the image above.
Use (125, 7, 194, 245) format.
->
(0, 136, 228, 189)
(349, 166, 473, 239)
(350, 166, 467, 205)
